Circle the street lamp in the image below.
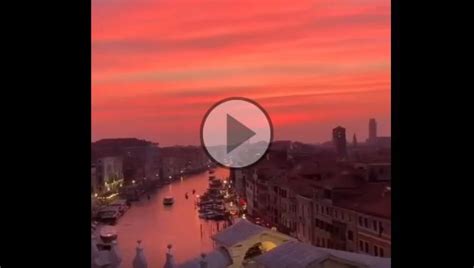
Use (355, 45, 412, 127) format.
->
(132, 180, 136, 184)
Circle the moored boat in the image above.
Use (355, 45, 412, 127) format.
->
(163, 196, 175, 206)
(97, 206, 121, 225)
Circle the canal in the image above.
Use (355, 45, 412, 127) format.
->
(111, 167, 230, 267)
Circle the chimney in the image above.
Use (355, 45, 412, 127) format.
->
(133, 240, 148, 268)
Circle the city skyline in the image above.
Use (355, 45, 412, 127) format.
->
(92, 0, 391, 146)
(92, 118, 389, 147)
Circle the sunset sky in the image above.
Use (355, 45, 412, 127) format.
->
(92, 0, 390, 146)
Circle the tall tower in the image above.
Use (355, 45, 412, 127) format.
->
(369, 118, 377, 143)
(332, 126, 347, 159)
(353, 133, 358, 147)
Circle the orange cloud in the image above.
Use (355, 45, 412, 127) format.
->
(92, 0, 390, 145)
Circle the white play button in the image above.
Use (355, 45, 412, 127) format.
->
(201, 97, 273, 168)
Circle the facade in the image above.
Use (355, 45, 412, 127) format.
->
(91, 138, 161, 186)
(91, 164, 98, 194)
(95, 156, 124, 195)
(231, 168, 246, 198)
(295, 192, 313, 244)
(160, 146, 209, 180)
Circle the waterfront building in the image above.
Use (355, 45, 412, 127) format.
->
(92, 138, 161, 186)
(95, 156, 124, 202)
(160, 145, 209, 179)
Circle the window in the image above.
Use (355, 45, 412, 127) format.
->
(373, 220, 378, 231)
(341, 212, 344, 220)
(380, 247, 384, 257)
(323, 189, 332, 199)
(315, 204, 319, 213)
(364, 218, 368, 228)
(364, 242, 369, 253)
(359, 217, 363, 226)
(348, 230, 354, 241)
(374, 245, 378, 256)
(335, 210, 338, 218)
(359, 240, 363, 251)
(326, 207, 330, 215)
(322, 239, 326, 247)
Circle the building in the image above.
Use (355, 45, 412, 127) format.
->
(334, 182, 391, 257)
(369, 119, 377, 143)
(95, 156, 124, 196)
(159, 145, 209, 180)
(91, 164, 98, 194)
(238, 140, 391, 258)
(251, 240, 390, 268)
(230, 168, 246, 198)
(295, 189, 314, 244)
(332, 126, 347, 159)
(92, 138, 161, 186)
(176, 220, 390, 268)
(365, 119, 391, 149)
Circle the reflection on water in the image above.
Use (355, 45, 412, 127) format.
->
(114, 167, 230, 267)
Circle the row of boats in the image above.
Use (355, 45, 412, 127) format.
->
(93, 199, 130, 225)
(197, 173, 228, 220)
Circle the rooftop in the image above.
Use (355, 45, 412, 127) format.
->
(178, 248, 232, 268)
(212, 219, 269, 247)
(253, 240, 390, 268)
(334, 182, 391, 219)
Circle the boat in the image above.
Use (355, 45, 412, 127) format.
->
(199, 211, 214, 219)
(99, 225, 118, 243)
(97, 206, 121, 225)
(163, 196, 174, 206)
(209, 179, 223, 188)
(199, 211, 226, 220)
(109, 199, 129, 215)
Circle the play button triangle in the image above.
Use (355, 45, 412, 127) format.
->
(226, 114, 256, 154)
